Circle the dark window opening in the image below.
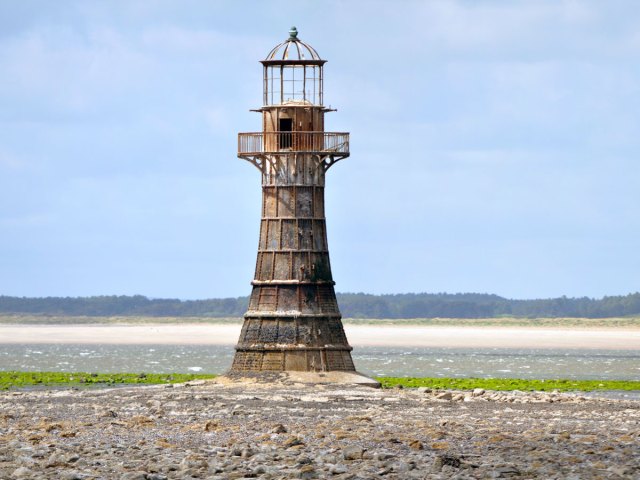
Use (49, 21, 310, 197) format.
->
(279, 118, 292, 149)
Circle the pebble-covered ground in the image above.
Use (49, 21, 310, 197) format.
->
(0, 381, 638, 479)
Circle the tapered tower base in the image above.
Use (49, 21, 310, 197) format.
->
(231, 315, 356, 372)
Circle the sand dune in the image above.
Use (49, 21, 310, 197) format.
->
(0, 324, 638, 349)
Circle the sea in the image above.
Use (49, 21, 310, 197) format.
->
(1, 344, 638, 381)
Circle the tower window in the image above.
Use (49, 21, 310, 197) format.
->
(279, 118, 292, 149)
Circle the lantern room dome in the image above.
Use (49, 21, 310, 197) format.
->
(263, 27, 324, 63)
(261, 27, 325, 105)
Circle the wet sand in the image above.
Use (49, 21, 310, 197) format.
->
(0, 324, 638, 349)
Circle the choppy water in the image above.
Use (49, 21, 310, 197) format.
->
(1, 344, 638, 380)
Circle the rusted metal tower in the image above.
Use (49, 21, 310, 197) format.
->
(229, 28, 374, 384)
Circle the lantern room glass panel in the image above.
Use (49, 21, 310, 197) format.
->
(264, 64, 323, 106)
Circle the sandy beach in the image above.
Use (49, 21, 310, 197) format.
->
(0, 324, 638, 349)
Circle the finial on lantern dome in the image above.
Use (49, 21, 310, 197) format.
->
(289, 26, 298, 39)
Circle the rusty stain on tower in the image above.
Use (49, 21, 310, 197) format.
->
(230, 28, 359, 375)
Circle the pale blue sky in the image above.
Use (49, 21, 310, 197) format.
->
(1, 1, 639, 299)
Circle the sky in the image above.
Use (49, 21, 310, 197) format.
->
(1, 0, 639, 300)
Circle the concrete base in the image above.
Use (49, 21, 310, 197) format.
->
(215, 371, 381, 388)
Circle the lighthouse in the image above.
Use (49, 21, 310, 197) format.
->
(229, 28, 377, 386)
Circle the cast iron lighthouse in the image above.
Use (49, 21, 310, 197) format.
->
(229, 28, 376, 385)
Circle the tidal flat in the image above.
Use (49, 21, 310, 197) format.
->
(0, 380, 638, 479)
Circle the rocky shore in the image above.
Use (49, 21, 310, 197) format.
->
(0, 381, 638, 479)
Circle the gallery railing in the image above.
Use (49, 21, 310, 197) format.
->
(238, 132, 349, 155)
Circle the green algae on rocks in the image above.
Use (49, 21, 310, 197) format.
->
(376, 377, 640, 392)
(0, 371, 216, 390)
(3, 372, 639, 392)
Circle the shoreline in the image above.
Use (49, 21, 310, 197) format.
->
(1, 323, 639, 349)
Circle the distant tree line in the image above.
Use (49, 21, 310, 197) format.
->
(0, 295, 247, 317)
(1, 292, 640, 318)
(337, 292, 640, 318)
